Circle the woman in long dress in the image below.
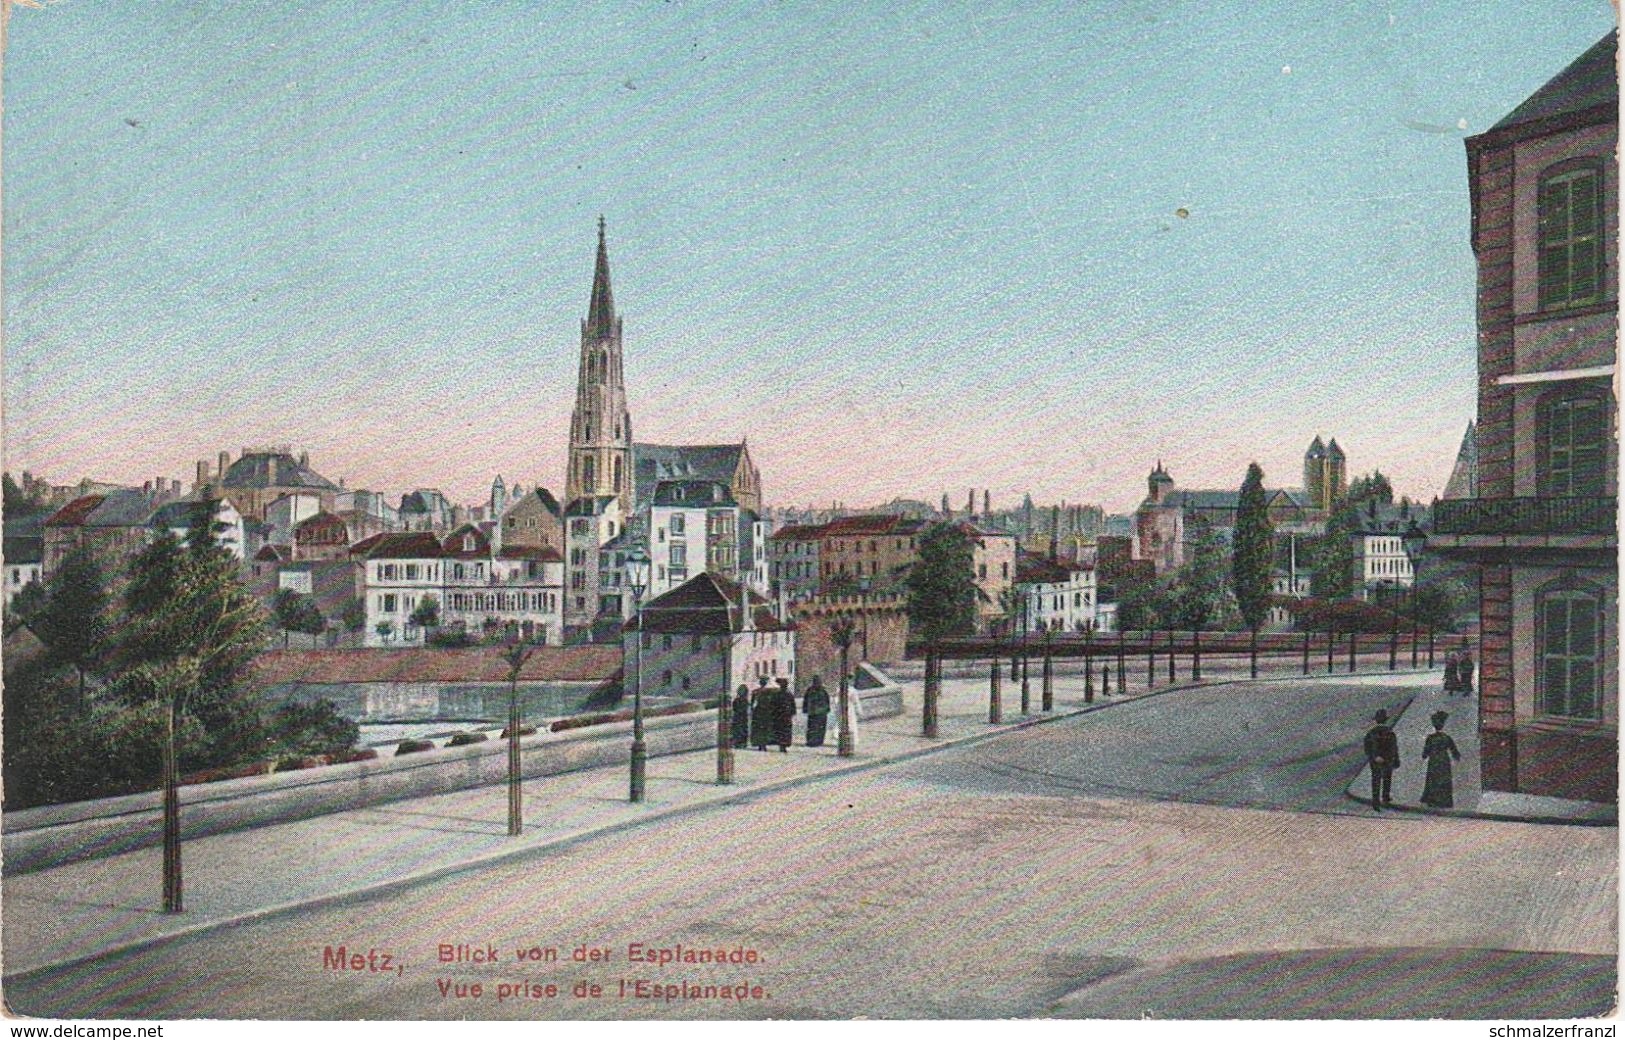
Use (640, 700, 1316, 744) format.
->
(1421, 710, 1461, 808)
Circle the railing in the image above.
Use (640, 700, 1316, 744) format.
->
(1431, 496, 1616, 537)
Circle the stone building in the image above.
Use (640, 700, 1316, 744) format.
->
(499, 487, 565, 554)
(1432, 31, 1618, 804)
(193, 448, 339, 522)
(42, 489, 161, 578)
(622, 572, 796, 704)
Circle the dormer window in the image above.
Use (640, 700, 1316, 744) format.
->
(464, 534, 476, 552)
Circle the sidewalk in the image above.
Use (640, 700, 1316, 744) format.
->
(1344, 677, 1618, 825)
(2, 668, 1148, 978)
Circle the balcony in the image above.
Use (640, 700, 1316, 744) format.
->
(1432, 496, 1615, 536)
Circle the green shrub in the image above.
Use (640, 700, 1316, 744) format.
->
(266, 699, 359, 760)
(447, 731, 489, 746)
(395, 738, 435, 755)
(499, 724, 538, 739)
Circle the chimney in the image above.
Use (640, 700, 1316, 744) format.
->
(196, 460, 209, 488)
(172, 479, 182, 496)
(218, 451, 230, 480)
(143, 480, 153, 495)
(299, 451, 310, 468)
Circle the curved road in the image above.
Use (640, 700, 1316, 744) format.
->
(6, 675, 1615, 1020)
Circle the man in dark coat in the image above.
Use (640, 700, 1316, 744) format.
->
(1444, 652, 1460, 694)
(1363, 708, 1400, 810)
(750, 678, 775, 751)
(731, 684, 752, 751)
(1458, 648, 1475, 696)
(802, 675, 832, 748)
(772, 677, 796, 752)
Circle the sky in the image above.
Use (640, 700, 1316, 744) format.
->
(3, 1, 1617, 516)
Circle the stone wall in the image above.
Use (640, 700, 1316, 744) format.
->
(792, 595, 909, 690)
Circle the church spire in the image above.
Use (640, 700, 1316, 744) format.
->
(586, 215, 616, 339)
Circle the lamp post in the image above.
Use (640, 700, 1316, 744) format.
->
(502, 641, 533, 836)
(625, 549, 650, 803)
(1040, 621, 1054, 712)
(832, 616, 857, 756)
(1019, 589, 1031, 715)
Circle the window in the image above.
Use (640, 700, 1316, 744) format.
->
(613, 457, 623, 492)
(382, 594, 397, 613)
(670, 544, 687, 567)
(978, 564, 987, 580)
(671, 514, 685, 536)
(571, 519, 589, 536)
(1538, 164, 1604, 311)
(405, 564, 419, 580)
(1537, 580, 1604, 721)
(1539, 391, 1608, 497)
(582, 457, 595, 488)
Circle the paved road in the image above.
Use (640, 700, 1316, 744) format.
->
(6, 675, 1615, 1020)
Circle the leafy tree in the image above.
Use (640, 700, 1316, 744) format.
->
(409, 594, 440, 630)
(3, 472, 46, 520)
(1311, 470, 1392, 601)
(1346, 471, 1394, 506)
(116, 506, 271, 767)
(905, 523, 979, 644)
(33, 544, 111, 704)
(340, 596, 367, 633)
(266, 699, 359, 759)
(6, 577, 47, 632)
(273, 589, 326, 648)
(1231, 463, 1275, 631)
(1167, 529, 1241, 631)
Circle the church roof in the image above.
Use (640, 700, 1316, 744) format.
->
(633, 443, 745, 495)
(220, 452, 337, 491)
(1326, 438, 1345, 459)
(651, 480, 736, 508)
(1492, 31, 1617, 133)
(1305, 436, 1326, 458)
(1442, 422, 1480, 500)
(585, 216, 617, 339)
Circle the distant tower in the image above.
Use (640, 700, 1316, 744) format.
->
(490, 475, 508, 518)
(1147, 461, 1174, 505)
(1304, 437, 1328, 512)
(983, 489, 991, 516)
(940, 492, 951, 517)
(1326, 439, 1347, 503)
(566, 218, 633, 503)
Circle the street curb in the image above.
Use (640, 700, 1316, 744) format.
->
(3, 669, 1435, 982)
(1341, 699, 1618, 828)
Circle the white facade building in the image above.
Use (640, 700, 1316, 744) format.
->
(1015, 555, 1099, 633)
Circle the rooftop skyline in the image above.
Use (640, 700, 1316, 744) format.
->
(4, 2, 1615, 515)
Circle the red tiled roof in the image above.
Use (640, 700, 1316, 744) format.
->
(498, 545, 563, 562)
(350, 532, 444, 560)
(822, 515, 907, 537)
(441, 524, 491, 559)
(769, 524, 825, 542)
(250, 645, 622, 686)
(45, 495, 107, 527)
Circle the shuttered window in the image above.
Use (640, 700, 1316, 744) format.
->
(1538, 585, 1604, 721)
(1538, 166, 1604, 310)
(1539, 393, 1608, 496)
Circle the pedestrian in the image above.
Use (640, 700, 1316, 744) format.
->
(750, 677, 774, 751)
(802, 675, 831, 748)
(731, 683, 751, 752)
(1444, 651, 1460, 694)
(1363, 708, 1400, 811)
(1459, 648, 1475, 697)
(1420, 710, 1461, 808)
(772, 677, 795, 752)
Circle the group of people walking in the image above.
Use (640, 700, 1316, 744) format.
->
(730, 675, 836, 753)
(1363, 707, 1462, 811)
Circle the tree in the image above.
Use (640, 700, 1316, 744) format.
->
(34, 544, 111, 704)
(1346, 471, 1394, 505)
(905, 523, 978, 739)
(905, 523, 979, 644)
(273, 589, 326, 648)
(409, 594, 440, 630)
(1167, 529, 1241, 631)
(266, 699, 359, 760)
(117, 507, 271, 768)
(1231, 463, 1275, 631)
(6, 577, 47, 632)
(340, 596, 367, 634)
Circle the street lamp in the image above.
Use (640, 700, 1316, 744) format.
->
(625, 548, 650, 803)
(1019, 589, 1031, 715)
(831, 615, 857, 757)
(502, 641, 533, 836)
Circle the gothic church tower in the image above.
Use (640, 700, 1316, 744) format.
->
(566, 218, 633, 503)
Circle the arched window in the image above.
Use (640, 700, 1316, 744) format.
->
(1538, 161, 1605, 311)
(582, 457, 595, 490)
(1537, 577, 1605, 721)
(1538, 389, 1609, 496)
(613, 456, 623, 492)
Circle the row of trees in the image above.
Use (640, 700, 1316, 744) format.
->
(5, 498, 357, 809)
(1116, 465, 1470, 635)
